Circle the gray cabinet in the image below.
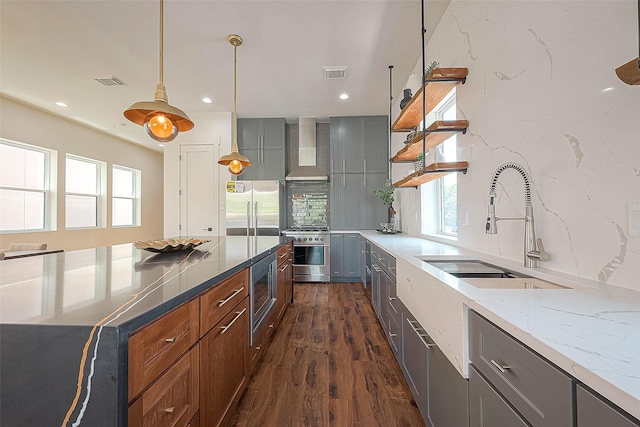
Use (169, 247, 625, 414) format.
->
(401, 304, 469, 426)
(237, 118, 285, 180)
(329, 116, 389, 230)
(469, 310, 574, 427)
(469, 365, 528, 427)
(576, 384, 639, 427)
(330, 233, 361, 281)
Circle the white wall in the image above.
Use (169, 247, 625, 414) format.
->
(393, 1, 640, 291)
(0, 96, 164, 251)
(163, 112, 232, 237)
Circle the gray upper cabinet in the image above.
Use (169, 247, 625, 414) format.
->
(237, 118, 285, 180)
(330, 116, 389, 230)
(576, 384, 639, 427)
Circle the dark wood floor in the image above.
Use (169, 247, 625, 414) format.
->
(231, 282, 425, 427)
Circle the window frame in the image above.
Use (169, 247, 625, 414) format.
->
(65, 154, 106, 229)
(111, 164, 141, 228)
(420, 88, 458, 239)
(0, 138, 57, 233)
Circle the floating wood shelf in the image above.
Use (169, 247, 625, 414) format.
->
(391, 68, 468, 132)
(393, 161, 469, 188)
(391, 120, 469, 163)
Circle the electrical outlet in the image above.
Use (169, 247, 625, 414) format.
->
(462, 209, 469, 226)
(629, 203, 640, 237)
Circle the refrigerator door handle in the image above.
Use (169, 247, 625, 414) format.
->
(254, 201, 259, 233)
(246, 201, 251, 237)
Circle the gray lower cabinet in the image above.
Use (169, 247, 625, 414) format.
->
(401, 305, 469, 427)
(469, 365, 528, 427)
(576, 384, 640, 427)
(469, 310, 574, 427)
(237, 118, 285, 180)
(330, 233, 361, 281)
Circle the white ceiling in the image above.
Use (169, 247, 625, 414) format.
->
(1, 0, 450, 152)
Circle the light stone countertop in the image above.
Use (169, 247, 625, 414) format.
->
(359, 230, 640, 421)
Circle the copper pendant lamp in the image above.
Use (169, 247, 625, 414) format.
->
(123, 0, 194, 142)
(218, 34, 252, 175)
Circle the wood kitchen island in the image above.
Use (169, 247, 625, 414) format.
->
(0, 236, 291, 427)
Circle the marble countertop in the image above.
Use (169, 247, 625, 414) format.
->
(0, 236, 287, 331)
(360, 231, 640, 421)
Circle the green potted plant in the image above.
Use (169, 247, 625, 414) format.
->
(373, 179, 396, 227)
(415, 152, 424, 171)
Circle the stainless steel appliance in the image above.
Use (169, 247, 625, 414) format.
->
(249, 252, 277, 345)
(282, 227, 330, 282)
(226, 180, 283, 236)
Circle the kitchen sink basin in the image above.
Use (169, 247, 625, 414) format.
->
(462, 277, 569, 290)
(417, 258, 571, 289)
(422, 259, 528, 279)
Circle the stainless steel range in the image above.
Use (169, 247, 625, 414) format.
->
(282, 227, 330, 282)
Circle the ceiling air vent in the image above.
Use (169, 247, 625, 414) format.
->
(94, 76, 126, 86)
(323, 66, 347, 79)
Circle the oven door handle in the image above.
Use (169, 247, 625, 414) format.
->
(246, 202, 251, 237)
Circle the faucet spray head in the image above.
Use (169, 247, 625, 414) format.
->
(486, 192, 497, 234)
(486, 202, 497, 234)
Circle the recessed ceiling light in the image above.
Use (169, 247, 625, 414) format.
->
(158, 143, 165, 147)
(56, 101, 68, 107)
(602, 87, 615, 93)
(339, 93, 349, 100)
(202, 97, 212, 104)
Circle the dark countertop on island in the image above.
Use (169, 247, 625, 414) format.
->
(0, 235, 289, 427)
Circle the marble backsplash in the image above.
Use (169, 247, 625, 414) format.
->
(393, 1, 640, 291)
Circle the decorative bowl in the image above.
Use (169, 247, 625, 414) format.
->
(134, 238, 210, 253)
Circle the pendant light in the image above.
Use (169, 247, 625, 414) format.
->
(218, 34, 252, 175)
(124, 0, 194, 142)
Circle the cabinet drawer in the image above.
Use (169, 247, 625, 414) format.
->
(469, 311, 574, 427)
(129, 345, 200, 427)
(469, 364, 528, 427)
(277, 243, 291, 267)
(386, 279, 401, 326)
(387, 312, 401, 357)
(200, 269, 249, 337)
(129, 299, 199, 400)
(576, 384, 639, 427)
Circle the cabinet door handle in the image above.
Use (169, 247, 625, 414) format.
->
(165, 337, 176, 343)
(388, 297, 396, 301)
(220, 308, 247, 334)
(279, 252, 288, 259)
(164, 407, 175, 414)
(490, 359, 510, 374)
(279, 264, 288, 272)
(389, 333, 398, 337)
(218, 287, 245, 307)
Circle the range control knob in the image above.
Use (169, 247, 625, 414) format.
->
(320, 237, 324, 241)
(314, 237, 319, 241)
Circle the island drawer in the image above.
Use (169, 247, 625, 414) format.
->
(469, 310, 574, 427)
(199, 269, 249, 337)
(129, 298, 200, 401)
(277, 242, 292, 267)
(129, 344, 199, 427)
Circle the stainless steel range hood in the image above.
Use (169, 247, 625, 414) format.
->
(286, 117, 329, 181)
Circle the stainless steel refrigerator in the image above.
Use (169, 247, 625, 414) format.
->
(225, 180, 284, 236)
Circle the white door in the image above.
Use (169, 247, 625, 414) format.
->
(180, 144, 216, 237)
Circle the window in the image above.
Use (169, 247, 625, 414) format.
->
(0, 139, 55, 232)
(112, 165, 140, 227)
(65, 155, 105, 229)
(421, 89, 458, 237)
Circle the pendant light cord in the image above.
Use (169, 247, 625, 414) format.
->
(233, 42, 238, 151)
(637, 0, 640, 68)
(159, 0, 164, 85)
(421, 0, 427, 172)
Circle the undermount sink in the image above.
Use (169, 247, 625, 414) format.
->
(417, 258, 571, 289)
(462, 277, 569, 290)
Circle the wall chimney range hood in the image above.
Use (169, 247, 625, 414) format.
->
(286, 117, 329, 181)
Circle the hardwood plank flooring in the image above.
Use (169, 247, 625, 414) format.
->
(232, 282, 425, 427)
